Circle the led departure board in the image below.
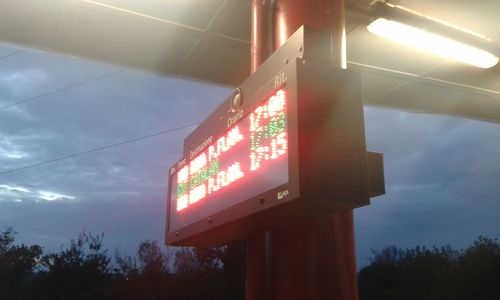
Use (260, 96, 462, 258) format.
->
(169, 89, 289, 232)
(166, 26, 384, 246)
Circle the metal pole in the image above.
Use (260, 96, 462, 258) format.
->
(250, 0, 271, 74)
(271, 2, 357, 298)
(247, 0, 357, 299)
(246, 1, 271, 300)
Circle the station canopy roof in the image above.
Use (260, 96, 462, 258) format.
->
(1, 0, 499, 123)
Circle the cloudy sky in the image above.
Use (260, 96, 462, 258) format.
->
(0, 41, 499, 267)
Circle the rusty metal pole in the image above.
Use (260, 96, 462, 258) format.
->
(246, 1, 271, 300)
(274, 0, 345, 67)
(247, 0, 357, 299)
(250, 0, 271, 74)
(271, 1, 357, 299)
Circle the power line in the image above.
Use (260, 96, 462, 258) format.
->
(0, 51, 23, 86)
(0, 70, 123, 111)
(0, 122, 199, 176)
(0, 50, 22, 60)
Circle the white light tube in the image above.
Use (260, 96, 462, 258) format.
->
(367, 18, 499, 69)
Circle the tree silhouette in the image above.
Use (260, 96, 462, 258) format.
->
(8, 225, 497, 299)
(110, 240, 174, 300)
(138, 239, 170, 274)
(114, 250, 138, 278)
(358, 236, 500, 300)
(456, 236, 500, 300)
(0, 226, 43, 300)
(172, 240, 245, 300)
(35, 231, 111, 300)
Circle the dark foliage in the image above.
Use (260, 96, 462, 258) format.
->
(33, 231, 112, 300)
(5, 225, 497, 299)
(358, 236, 500, 300)
(0, 226, 245, 300)
(0, 226, 43, 300)
(171, 239, 246, 300)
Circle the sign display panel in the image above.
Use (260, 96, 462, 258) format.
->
(166, 26, 384, 246)
(169, 89, 289, 232)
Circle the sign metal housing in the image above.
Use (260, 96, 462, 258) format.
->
(166, 26, 383, 246)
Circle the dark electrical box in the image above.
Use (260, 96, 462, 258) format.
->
(165, 26, 384, 246)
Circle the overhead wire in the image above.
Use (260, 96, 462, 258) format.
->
(0, 70, 123, 111)
(0, 122, 199, 176)
(0, 53, 202, 176)
(0, 50, 22, 60)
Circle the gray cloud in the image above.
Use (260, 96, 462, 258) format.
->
(0, 43, 231, 255)
(357, 107, 500, 267)
(1, 43, 499, 269)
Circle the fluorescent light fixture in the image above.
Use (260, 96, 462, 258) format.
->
(367, 18, 499, 68)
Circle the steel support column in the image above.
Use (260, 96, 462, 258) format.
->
(246, 1, 272, 299)
(247, 0, 357, 299)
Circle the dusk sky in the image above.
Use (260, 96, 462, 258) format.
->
(1, 41, 499, 268)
